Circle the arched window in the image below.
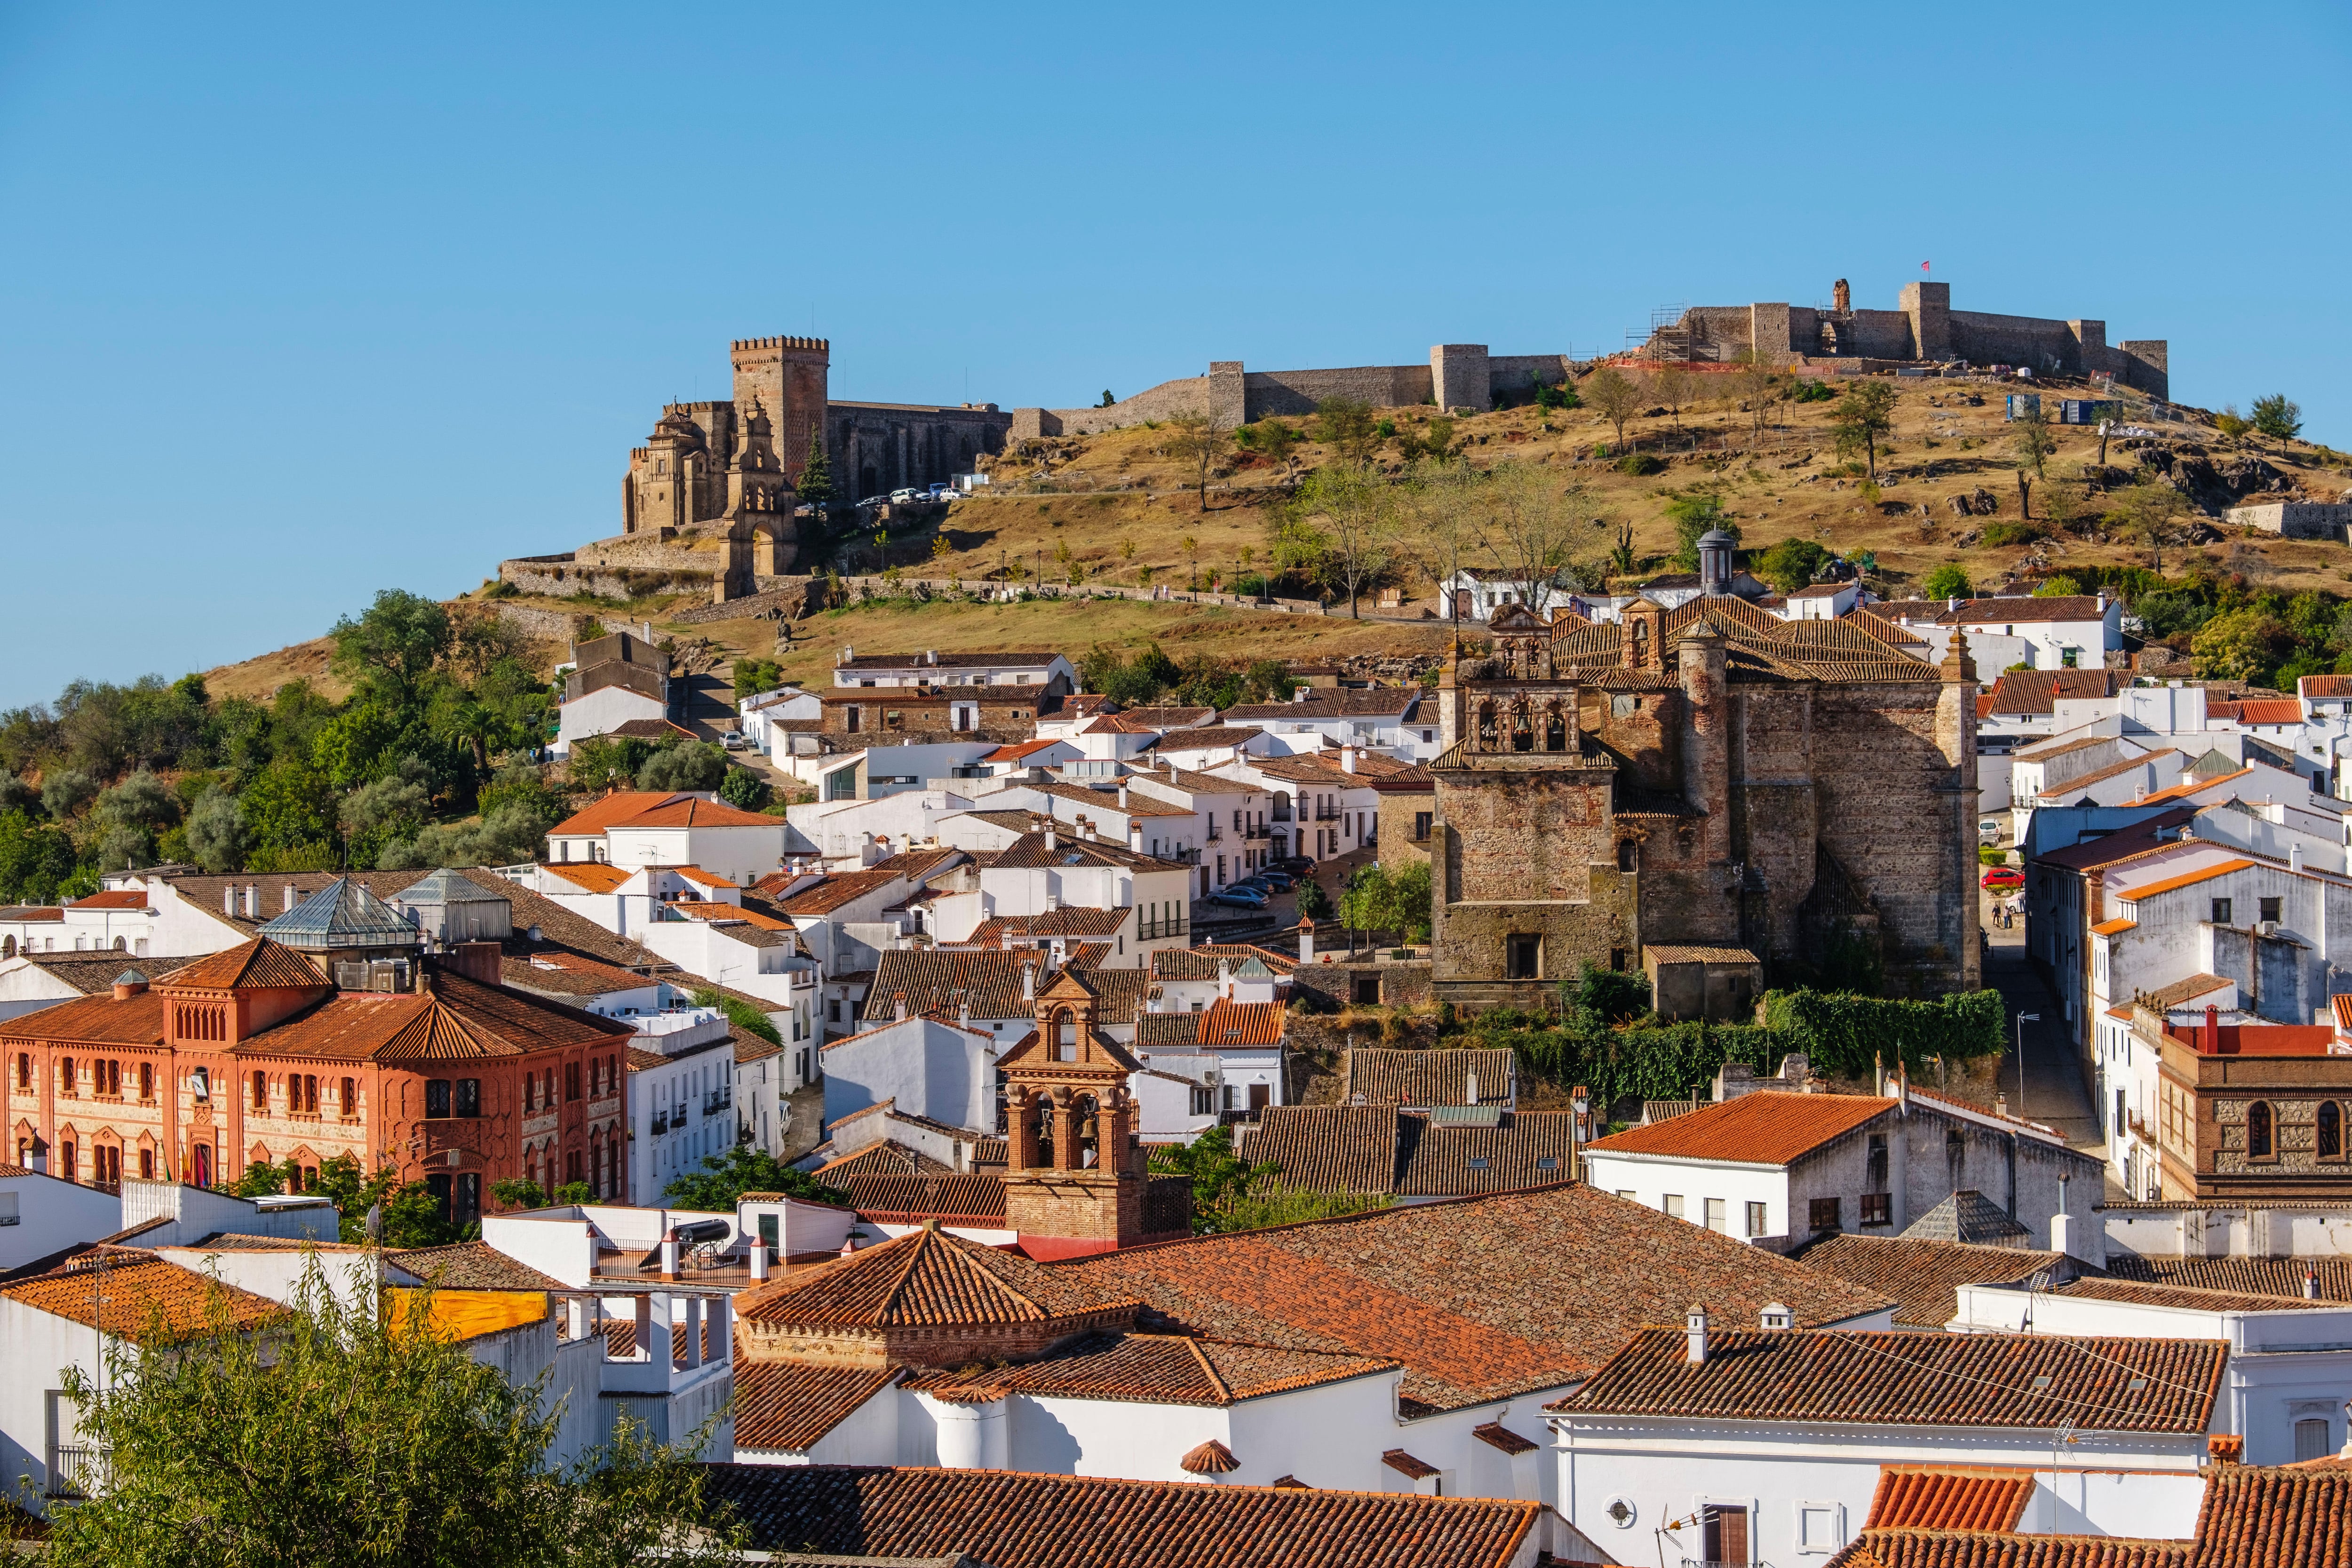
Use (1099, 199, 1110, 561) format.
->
(14, 1052, 28, 1090)
(192, 1143, 212, 1188)
(58, 1056, 74, 1095)
(1509, 700, 1535, 753)
(525, 1075, 537, 1114)
(1053, 1009, 1078, 1060)
(252, 1070, 269, 1111)
(341, 1078, 357, 1118)
(2321, 1101, 2343, 1161)
(112, 936, 126, 952)
(139, 1061, 153, 1100)
(2, 935, 14, 957)
(1544, 703, 1569, 753)
(1073, 1094, 1102, 1169)
(1475, 700, 1499, 751)
(2249, 1101, 2275, 1160)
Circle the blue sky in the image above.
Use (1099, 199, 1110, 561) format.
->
(2, 2, 2346, 706)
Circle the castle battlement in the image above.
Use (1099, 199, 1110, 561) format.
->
(731, 335, 829, 353)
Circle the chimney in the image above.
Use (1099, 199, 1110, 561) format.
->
(1341, 745, 1357, 775)
(750, 1237, 769, 1282)
(927, 649, 938, 665)
(2292, 843, 2304, 874)
(1298, 918, 1315, 965)
(245, 883, 260, 919)
(2207, 1434, 2244, 1467)
(112, 975, 147, 1001)
(2307, 1270, 2321, 1300)
(1044, 825, 1058, 852)
(2207, 1002, 2220, 1051)
(1044, 891, 1061, 912)
(284, 884, 297, 913)
(1128, 820, 1143, 852)
(1685, 1304, 1710, 1366)
(1022, 961, 1036, 1003)
(435, 942, 501, 987)
(893, 992, 906, 1023)
(1118, 782, 1130, 808)
(1465, 1070, 1480, 1106)
(1948, 597, 1961, 612)
(841, 645, 854, 665)
(1759, 1301, 1793, 1331)
(223, 886, 237, 916)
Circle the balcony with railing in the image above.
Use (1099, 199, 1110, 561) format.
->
(49, 1444, 107, 1499)
(704, 1088, 732, 1117)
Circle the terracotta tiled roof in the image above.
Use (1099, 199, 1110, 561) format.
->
(775, 871, 907, 916)
(1244, 1106, 1574, 1198)
(1112, 706, 1217, 730)
(1343, 1048, 1513, 1109)
(665, 899, 797, 932)
(835, 1172, 1007, 1226)
(386, 1241, 569, 1293)
(1865, 1465, 2037, 1530)
(1643, 944, 1761, 965)
(1223, 691, 1418, 721)
(2145, 973, 2234, 1009)
(0, 1254, 286, 1344)
(1982, 670, 2130, 716)
(68, 889, 153, 911)
(0, 988, 167, 1044)
(818, 1139, 958, 1178)
(162, 937, 333, 993)
(1798, 1235, 2075, 1329)
(2137, 769, 2253, 806)
(990, 831, 1179, 872)
(506, 951, 655, 995)
(733, 1362, 899, 1452)
(906, 1331, 1394, 1407)
(1067, 1185, 1891, 1413)
(2055, 1277, 2337, 1313)
(2103, 1257, 2352, 1302)
(2192, 1455, 2352, 1568)
(860, 949, 1041, 1023)
(538, 861, 632, 893)
(1588, 1091, 1891, 1166)
(2229, 699, 2304, 726)
(701, 1464, 1544, 1568)
(223, 969, 634, 1064)
(1473, 1421, 1538, 1454)
(867, 848, 962, 880)
(1557, 1328, 2225, 1433)
(1150, 944, 1297, 981)
(548, 790, 701, 836)
(1827, 1532, 2192, 1568)
(965, 907, 1131, 944)
(1198, 997, 1283, 1046)
(1939, 595, 2112, 625)
(733, 1225, 1139, 1328)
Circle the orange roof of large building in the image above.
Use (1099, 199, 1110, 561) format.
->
(537, 861, 632, 893)
(163, 937, 334, 993)
(734, 1225, 1140, 1329)
(1586, 1091, 1892, 1166)
(1197, 997, 1284, 1046)
(548, 790, 703, 836)
(68, 889, 153, 911)
(0, 1255, 286, 1344)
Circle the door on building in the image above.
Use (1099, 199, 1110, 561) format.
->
(1454, 589, 1472, 621)
(758, 1214, 780, 1264)
(1703, 1505, 1749, 1565)
(1248, 1082, 1271, 1113)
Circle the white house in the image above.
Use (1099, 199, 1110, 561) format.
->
(819, 1012, 1004, 1135)
(1884, 593, 2126, 673)
(1580, 1084, 2106, 1258)
(1220, 690, 1441, 763)
(1438, 568, 1581, 622)
(555, 632, 673, 758)
(622, 1003, 741, 1205)
(0, 1165, 121, 1271)
(1208, 750, 1388, 867)
(831, 647, 1076, 693)
(922, 826, 1192, 962)
(1145, 724, 1279, 772)
(1952, 1276, 2352, 1465)
(1773, 581, 1861, 620)
(1550, 1314, 2223, 1567)
(544, 790, 788, 888)
(796, 742, 1001, 804)
(737, 685, 821, 754)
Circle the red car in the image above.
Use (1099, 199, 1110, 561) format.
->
(1981, 868, 2024, 891)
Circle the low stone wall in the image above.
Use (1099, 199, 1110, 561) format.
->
(498, 555, 717, 600)
(490, 604, 596, 642)
(668, 577, 830, 625)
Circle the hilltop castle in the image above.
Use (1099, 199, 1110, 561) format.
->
(501, 337, 1013, 604)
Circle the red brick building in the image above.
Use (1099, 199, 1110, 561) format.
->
(5, 878, 634, 1225)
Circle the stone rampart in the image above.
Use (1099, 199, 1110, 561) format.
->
(1241, 364, 1433, 417)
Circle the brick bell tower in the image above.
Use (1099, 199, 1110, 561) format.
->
(998, 969, 1150, 1260)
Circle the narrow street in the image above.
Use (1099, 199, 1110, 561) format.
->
(1979, 885, 2102, 1150)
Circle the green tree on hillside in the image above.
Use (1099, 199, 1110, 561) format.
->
(1755, 537, 1830, 594)
(1581, 366, 1644, 454)
(1830, 381, 1898, 480)
(1314, 396, 1379, 464)
(2010, 405, 2057, 519)
(1922, 564, 1973, 601)
(2250, 394, 2304, 455)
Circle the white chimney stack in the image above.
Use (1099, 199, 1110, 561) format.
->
(1465, 1070, 1480, 1106)
(284, 884, 297, 913)
(750, 1236, 769, 1281)
(1298, 918, 1315, 965)
(2292, 844, 2304, 874)
(1128, 820, 1143, 851)
(1760, 1301, 1793, 1330)
(2307, 1270, 2321, 1300)
(1022, 961, 1036, 1003)
(1118, 782, 1130, 808)
(1044, 826, 1058, 852)
(1685, 1303, 1710, 1365)
(1342, 746, 1357, 774)
(223, 887, 236, 916)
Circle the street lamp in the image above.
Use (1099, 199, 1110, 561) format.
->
(2015, 1012, 2040, 1122)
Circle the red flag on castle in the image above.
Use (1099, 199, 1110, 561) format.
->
(1922, 260, 1931, 272)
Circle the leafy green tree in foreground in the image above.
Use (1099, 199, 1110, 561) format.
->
(46, 1262, 745, 1568)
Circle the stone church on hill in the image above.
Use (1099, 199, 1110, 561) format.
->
(1426, 534, 1980, 1009)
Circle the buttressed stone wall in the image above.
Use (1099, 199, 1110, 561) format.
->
(1427, 600, 1979, 1011)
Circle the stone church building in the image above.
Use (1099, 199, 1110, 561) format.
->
(1426, 535, 1980, 1009)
